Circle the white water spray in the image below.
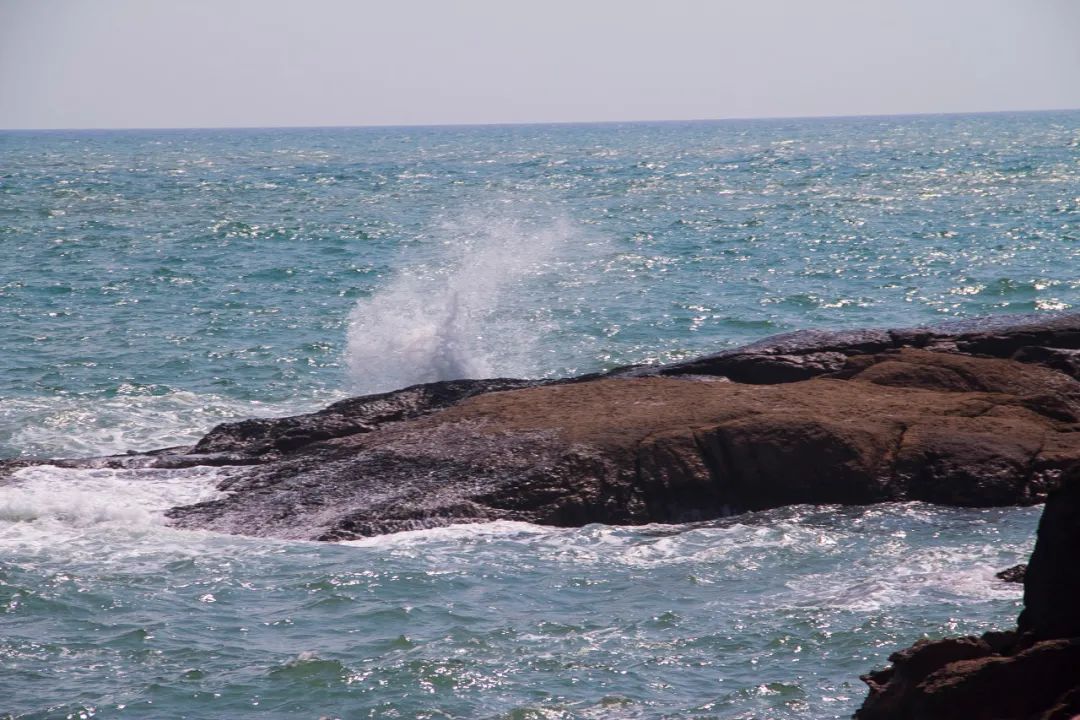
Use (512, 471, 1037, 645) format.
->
(345, 213, 575, 394)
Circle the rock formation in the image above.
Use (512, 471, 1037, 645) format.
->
(995, 564, 1027, 584)
(3, 312, 1079, 542)
(6, 312, 1079, 718)
(855, 467, 1080, 719)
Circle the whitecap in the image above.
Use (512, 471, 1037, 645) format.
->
(0, 464, 233, 550)
(0, 387, 343, 459)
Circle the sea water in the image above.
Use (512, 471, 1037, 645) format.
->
(1, 111, 1077, 718)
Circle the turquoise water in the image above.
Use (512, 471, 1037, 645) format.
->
(1, 111, 1077, 717)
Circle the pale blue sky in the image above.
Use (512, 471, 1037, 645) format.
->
(1, 0, 1078, 129)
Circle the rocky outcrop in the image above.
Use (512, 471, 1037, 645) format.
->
(857, 635, 1080, 720)
(4, 312, 1080, 541)
(995, 564, 1027, 584)
(154, 345, 1080, 539)
(645, 312, 1080, 383)
(1018, 472, 1080, 642)
(856, 468, 1080, 719)
(190, 377, 543, 456)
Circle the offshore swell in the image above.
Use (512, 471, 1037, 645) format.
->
(1, 111, 1078, 718)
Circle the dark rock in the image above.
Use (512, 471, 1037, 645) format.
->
(857, 637, 1080, 720)
(7, 313, 1080, 541)
(191, 377, 543, 456)
(1012, 346, 1080, 380)
(1018, 466, 1080, 641)
(657, 348, 852, 383)
(856, 466, 1080, 719)
(995, 564, 1027, 584)
(980, 629, 1019, 655)
(646, 311, 1080, 384)
(858, 637, 994, 719)
(156, 347, 1080, 539)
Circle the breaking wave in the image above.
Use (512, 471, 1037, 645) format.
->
(0, 464, 233, 557)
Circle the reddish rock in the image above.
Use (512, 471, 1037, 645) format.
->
(157, 348, 1080, 539)
(857, 637, 1080, 720)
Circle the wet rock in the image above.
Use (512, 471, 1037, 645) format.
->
(158, 346, 1080, 540)
(856, 466, 1080, 719)
(996, 564, 1027, 584)
(7, 312, 1080, 541)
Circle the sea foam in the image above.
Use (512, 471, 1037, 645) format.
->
(0, 464, 231, 549)
(1, 388, 343, 459)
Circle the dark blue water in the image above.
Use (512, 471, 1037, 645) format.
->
(1, 111, 1075, 718)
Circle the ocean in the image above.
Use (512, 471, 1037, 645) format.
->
(1, 110, 1077, 718)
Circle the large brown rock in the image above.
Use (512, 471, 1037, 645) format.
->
(158, 348, 1080, 539)
(5, 312, 1080, 541)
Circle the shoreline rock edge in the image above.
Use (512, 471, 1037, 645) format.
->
(855, 466, 1080, 720)
(2, 311, 1078, 541)
(4, 311, 1080, 718)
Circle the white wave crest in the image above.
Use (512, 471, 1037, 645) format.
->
(345, 212, 576, 394)
(337, 520, 551, 548)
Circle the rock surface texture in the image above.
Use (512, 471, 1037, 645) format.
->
(3, 312, 1080, 541)
(855, 467, 1080, 720)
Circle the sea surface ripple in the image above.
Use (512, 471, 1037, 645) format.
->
(2, 111, 1077, 454)
(1, 465, 1038, 719)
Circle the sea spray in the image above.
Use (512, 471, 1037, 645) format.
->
(345, 212, 579, 394)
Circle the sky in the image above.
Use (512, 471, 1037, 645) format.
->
(1, 0, 1079, 130)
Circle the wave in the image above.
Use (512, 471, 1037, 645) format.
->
(0, 464, 234, 557)
(337, 504, 1034, 610)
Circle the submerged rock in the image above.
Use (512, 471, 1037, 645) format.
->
(4, 312, 1080, 541)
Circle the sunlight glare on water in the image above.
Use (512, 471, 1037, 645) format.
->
(0, 111, 1074, 718)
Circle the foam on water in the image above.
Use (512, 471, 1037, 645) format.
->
(338, 519, 553, 548)
(0, 479, 1037, 719)
(0, 464, 231, 549)
(337, 505, 1031, 613)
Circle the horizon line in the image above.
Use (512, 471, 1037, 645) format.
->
(1, 106, 1078, 134)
